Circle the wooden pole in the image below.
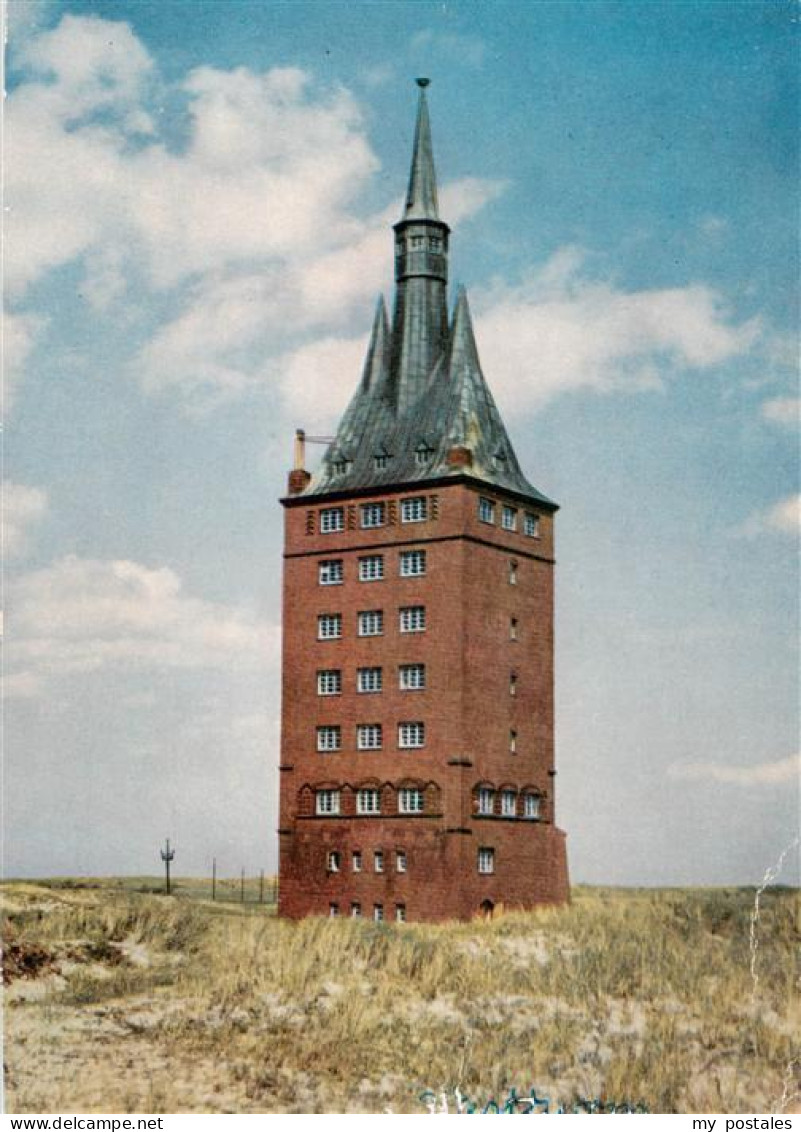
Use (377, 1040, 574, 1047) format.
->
(259, 869, 264, 904)
(160, 838, 175, 895)
(212, 857, 216, 901)
(240, 867, 245, 904)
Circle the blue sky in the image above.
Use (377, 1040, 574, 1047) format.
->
(5, 0, 798, 885)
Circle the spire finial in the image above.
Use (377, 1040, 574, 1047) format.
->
(402, 79, 440, 221)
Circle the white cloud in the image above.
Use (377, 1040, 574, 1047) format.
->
(766, 494, 801, 535)
(279, 334, 367, 426)
(668, 754, 800, 786)
(474, 247, 761, 413)
(8, 555, 279, 694)
(410, 30, 487, 67)
(4, 483, 48, 557)
(761, 397, 799, 428)
(3, 309, 45, 411)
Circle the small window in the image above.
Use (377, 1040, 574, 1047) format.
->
(524, 512, 540, 538)
(501, 790, 516, 817)
(359, 555, 384, 582)
(357, 724, 382, 750)
(331, 459, 349, 477)
(320, 507, 344, 533)
(524, 794, 541, 820)
(502, 506, 517, 532)
(395, 850, 407, 872)
(395, 903, 407, 922)
(351, 902, 362, 918)
(478, 847, 495, 875)
(401, 496, 427, 523)
(352, 851, 362, 872)
(510, 617, 518, 641)
(318, 559, 343, 586)
(373, 904, 384, 921)
(398, 788, 423, 814)
(360, 502, 386, 529)
(399, 722, 425, 749)
(317, 726, 342, 752)
(478, 497, 495, 524)
(357, 667, 383, 693)
(374, 851, 384, 873)
(399, 663, 426, 691)
(374, 453, 389, 471)
(400, 549, 426, 577)
(329, 902, 339, 917)
(493, 451, 508, 470)
(357, 788, 380, 814)
(317, 614, 342, 640)
(317, 670, 342, 696)
(510, 673, 518, 697)
(358, 610, 384, 637)
(509, 561, 518, 585)
(316, 792, 339, 819)
(510, 729, 518, 754)
(326, 851, 340, 872)
(415, 445, 433, 467)
(399, 605, 426, 633)
(478, 788, 494, 815)
(429, 235, 441, 250)
(411, 235, 424, 248)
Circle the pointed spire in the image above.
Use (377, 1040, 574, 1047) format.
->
(360, 296, 389, 391)
(447, 287, 482, 375)
(403, 78, 440, 221)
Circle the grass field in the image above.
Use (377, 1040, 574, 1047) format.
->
(2, 880, 798, 1114)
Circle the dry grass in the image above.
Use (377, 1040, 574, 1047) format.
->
(3, 881, 798, 1114)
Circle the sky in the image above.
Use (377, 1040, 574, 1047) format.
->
(4, 0, 799, 887)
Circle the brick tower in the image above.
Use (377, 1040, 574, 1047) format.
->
(278, 81, 569, 922)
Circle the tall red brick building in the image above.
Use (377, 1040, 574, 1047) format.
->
(278, 81, 569, 922)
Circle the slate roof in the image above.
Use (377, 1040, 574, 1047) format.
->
(300, 84, 557, 511)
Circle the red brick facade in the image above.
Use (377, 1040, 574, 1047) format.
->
(278, 479, 569, 921)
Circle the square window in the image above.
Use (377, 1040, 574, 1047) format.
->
(399, 606, 426, 633)
(478, 788, 494, 815)
(318, 791, 340, 816)
(351, 902, 362, 918)
(360, 502, 386, 529)
(524, 795, 541, 820)
(352, 851, 362, 872)
(357, 724, 382, 750)
(400, 549, 426, 577)
(357, 788, 380, 814)
(358, 610, 384, 637)
(398, 722, 425, 749)
(401, 497, 427, 523)
(478, 847, 495, 875)
(501, 791, 516, 817)
(359, 555, 384, 582)
(398, 788, 423, 813)
(319, 559, 343, 585)
(320, 507, 344, 533)
(374, 454, 389, 471)
(396, 850, 407, 872)
(373, 904, 384, 921)
(317, 614, 342, 640)
(501, 506, 517, 531)
(395, 904, 407, 922)
(357, 667, 383, 693)
(316, 726, 341, 752)
(317, 670, 342, 696)
(524, 512, 540, 538)
(326, 850, 341, 871)
(399, 663, 426, 690)
(478, 497, 495, 524)
(374, 851, 384, 873)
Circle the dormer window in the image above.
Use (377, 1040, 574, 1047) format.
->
(493, 451, 508, 471)
(374, 453, 389, 471)
(415, 443, 434, 467)
(331, 459, 349, 477)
